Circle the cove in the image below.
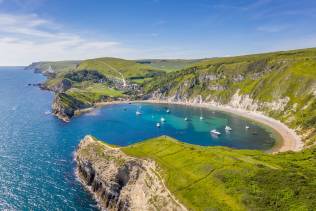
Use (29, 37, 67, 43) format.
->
(74, 103, 278, 150)
(0, 67, 278, 210)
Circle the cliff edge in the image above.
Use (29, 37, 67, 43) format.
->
(75, 135, 186, 211)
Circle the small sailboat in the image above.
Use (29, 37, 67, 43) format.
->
(156, 122, 161, 128)
(160, 117, 166, 122)
(210, 129, 221, 135)
(184, 101, 190, 121)
(225, 126, 232, 131)
(166, 109, 170, 113)
(199, 107, 204, 120)
(245, 125, 250, 129)
(136, 104, 142, 115)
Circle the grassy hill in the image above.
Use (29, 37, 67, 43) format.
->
(144, 48, 316, 146)
(77, 57, 164, 80)
(29, 57, 198, 120)
(27, 48, 316, 138)
(26, 60, 80, 75)
(121, 136, 316, 211)
(135, 59, 202, 73)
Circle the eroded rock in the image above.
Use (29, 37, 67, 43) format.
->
(75, 136, 187, 211)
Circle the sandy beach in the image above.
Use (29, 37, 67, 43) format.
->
(80, 99, 304, 153)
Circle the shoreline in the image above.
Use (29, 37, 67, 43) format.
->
(141, 100, 304, 153)
(74, 99, 303, 153)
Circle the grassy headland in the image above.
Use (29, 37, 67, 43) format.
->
(121, 136, 316, 211)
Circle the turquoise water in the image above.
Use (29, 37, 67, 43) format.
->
(0, 68, 277, 210)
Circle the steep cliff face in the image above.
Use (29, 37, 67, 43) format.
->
(144, 49, 316, 146)
(52, 93, 91, 121)
(75, 136, 186, 211)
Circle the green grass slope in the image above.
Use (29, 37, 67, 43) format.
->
(144, 48, 316, 146)
(136, 59, 203, 72)
(122, 136, 316, 211)
(66, 83, 125, 104)
(26, 60, 80, 74)
(77, 57, 165, 80)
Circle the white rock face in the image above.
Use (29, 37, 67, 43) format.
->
(76, 136, 187, 211)
(227, 90, 290, 112)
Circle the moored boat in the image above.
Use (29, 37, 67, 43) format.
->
(136, 104, 142, 115)
(225, 126, 232, 131)
(210, 129, 221, 135)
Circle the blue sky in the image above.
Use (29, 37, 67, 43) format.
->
(0, 0, 316, 65)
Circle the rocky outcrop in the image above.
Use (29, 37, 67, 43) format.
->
(75, 136, 186, 211)
(52, 93, 91, 122)
(49, 79, 72, 93)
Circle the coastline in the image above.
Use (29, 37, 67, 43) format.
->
(71, 99, 303, 153)
(74, 135, 187, 211)
(141, 100, 304, 153)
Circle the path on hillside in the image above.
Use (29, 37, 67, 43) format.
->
(98, 61, 127, 87)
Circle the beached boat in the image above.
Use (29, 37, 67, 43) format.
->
(210, 129, 221, 135)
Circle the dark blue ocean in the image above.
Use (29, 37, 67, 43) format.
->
(0, 67, 278, 210)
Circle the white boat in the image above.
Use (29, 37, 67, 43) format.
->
(44, 111, 51, 115)
(225, 126, 232, 131)
(210, 129, 221, 135)
(160, 117, 166, 122)
(200, 116, 204, 120)
(184, 117, 188, 121)
(166, 109, 170, 113)
(136, 104, 142, 115)
(245, 125, 250, 129)
(156, 122, 161, 127)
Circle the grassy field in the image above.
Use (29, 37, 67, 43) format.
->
(66, 83, 125, 104)
(77, 57, 165, 80)
(136, 59, 202, 72)
(121, 136, 316, 211)
(27, 60, 80, 74)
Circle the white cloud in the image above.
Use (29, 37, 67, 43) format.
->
(0, 13, 133, 66)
